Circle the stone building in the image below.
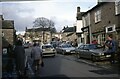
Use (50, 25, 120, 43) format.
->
(76, 7, 85, 44)
(61, 26, 77, 42)
(82, 2, 120, 45)
(25, 27, 52, 43)
(2, 17, 16, 48)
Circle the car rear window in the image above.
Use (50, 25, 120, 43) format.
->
(42, 45, 53, 49)
(62, 44, 72, 48)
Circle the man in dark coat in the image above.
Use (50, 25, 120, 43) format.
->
(14, 40, 25, 78)
(105, 34, 117, 64)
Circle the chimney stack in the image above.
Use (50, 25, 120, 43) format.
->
(77, 7, 80, 13)
(76, 6, 81, 20)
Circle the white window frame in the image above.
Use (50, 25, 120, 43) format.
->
(115, 0, 120, 15)
(82, 13, 90, 27)
(82, 17, 86, 27)
(95, 10, 101, 23)
(106, 25, 116, 33)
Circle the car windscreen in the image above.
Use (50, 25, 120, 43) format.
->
(42, 45, 53, 49)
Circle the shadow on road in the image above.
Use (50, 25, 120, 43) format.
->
(39, 55, 64, 77)
(89, 69, 118, 75)
(37, 74, 70, 79)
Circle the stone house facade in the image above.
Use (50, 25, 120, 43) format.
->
(82, 2, 120, 45)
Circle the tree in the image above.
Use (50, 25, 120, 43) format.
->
(33, 17, 56, 43)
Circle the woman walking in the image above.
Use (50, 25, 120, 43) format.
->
(31, 42, 43, 74)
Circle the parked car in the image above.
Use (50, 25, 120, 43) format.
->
(50, 41, 61, 48)
(75, 44, 111, 61)
(42, 44, 56, 57)
(56, 44, 75, 55)
(23, 43, 30, 48)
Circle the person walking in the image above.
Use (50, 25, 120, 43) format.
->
(13, 40, 25, 78)
(105, 34, 117, 64)
(31, 42, 43, 74)
(72, 39, 78, 47)
(7, 44, 14, 76)
(92, 40, 98, 44)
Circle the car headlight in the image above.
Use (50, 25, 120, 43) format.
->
(101, 53, 104, 55)
(42, 49, 45, 51)
(99, 53, 104, 55)
(66, 50, 70, 52)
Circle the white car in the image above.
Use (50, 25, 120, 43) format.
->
(42, 44, 56, 57)
(56, 44, 75, 55)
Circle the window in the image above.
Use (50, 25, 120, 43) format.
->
(106, 25, 116, 33)
(82, 13, 90, 27)
(95, 10, 101, 23)
(84, 45, 89, 50)
(78, 45, 84, 49)
(115, 0, 120, 15)
(2, 32, 4, 37)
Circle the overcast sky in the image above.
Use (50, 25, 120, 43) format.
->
(1, 0, 97, 34)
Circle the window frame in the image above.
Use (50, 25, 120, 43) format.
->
(115, 1, 120, 15)
(94, 10, 101, 23)
(106, 25, 116, 33)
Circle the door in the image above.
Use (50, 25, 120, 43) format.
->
(78, 45, 84, 57)
(83, 45, 91, 58)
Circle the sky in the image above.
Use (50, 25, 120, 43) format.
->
(1, 0, 97, 34)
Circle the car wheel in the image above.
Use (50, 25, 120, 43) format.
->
(62, 51, 65, 55)
(91, 55, 97, 62)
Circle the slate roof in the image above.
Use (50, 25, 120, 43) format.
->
(2, 20, 14, 29)
(62, 26, 76, 33)
(82, 2, 108, 16)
